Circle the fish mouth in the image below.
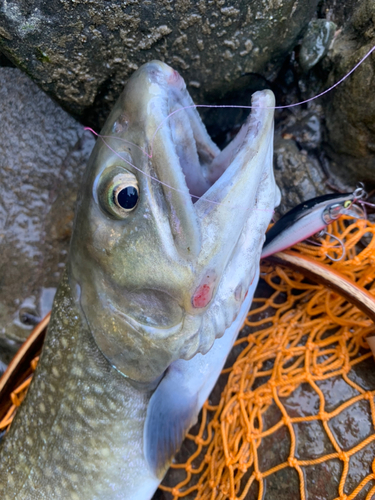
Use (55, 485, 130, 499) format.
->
(117, 61, 279, 359)
(117, 61, 278, 361)
(165, 80, 269, 201)
(144, 61, 276, 260)
(143, 62, 278, 360)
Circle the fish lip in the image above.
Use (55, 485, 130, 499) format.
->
(195, 90, 275, 208)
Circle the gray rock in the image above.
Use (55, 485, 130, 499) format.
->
(272, 105, 328, 215)
(274, 135, 327, 214)
(321, 0, 375, 185)
(0, 0, 318, 127)
(299, 19, 336, 72)
(0, 68, 94, 360)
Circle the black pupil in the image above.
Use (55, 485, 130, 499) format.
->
(116, 186, 138, 210)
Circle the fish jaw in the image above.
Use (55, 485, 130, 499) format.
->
(69, 61, 280, 383)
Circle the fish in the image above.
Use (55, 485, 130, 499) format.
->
(0, 61, 280, 499)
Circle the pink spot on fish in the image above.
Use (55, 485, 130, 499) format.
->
(192, 284, 211, 308)
(192, 271, 217, 308)
(168, 70, 184, 90)
(168, 70, 180, 83)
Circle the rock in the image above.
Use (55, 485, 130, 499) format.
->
(274, 135, 327, 214)
(0, 0, 318, 128)
(272, 105, 328, 215)
(321, 0, 375, 186)
(299, 19, 336, 72)
(0, 68, 94, 362)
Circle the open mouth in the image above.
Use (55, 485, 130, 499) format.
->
(168, 89, 268, 200)
(146, 62, 276, 259)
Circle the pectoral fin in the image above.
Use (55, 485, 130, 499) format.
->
(144, 363, 200, 479)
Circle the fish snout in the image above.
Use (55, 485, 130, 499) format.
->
(139, 60, 185, 91)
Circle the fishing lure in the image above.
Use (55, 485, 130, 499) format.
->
(261, 189, 366, 259)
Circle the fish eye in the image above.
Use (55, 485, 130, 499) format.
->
(115, 185, 138, 210)
(98, 167, 139, 219)
(344, 200, 352, 208)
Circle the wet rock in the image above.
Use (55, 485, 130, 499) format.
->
(0, 0, 318, 127)
(284, 112, 322, 151)
(273, 134, 327, 214)
(321, 0, 375, 186)
(299, 19, 336, 72)
(0, 68, 94, 361)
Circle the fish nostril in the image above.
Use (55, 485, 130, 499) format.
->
(112, 113, 130, 134)
(167, 70, 183, 88)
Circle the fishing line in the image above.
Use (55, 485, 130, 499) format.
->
(85, 129, 223, 205)
(149, 44, 375, 155)
(85, 43, 375, 208)
(358, 200, 375, 209)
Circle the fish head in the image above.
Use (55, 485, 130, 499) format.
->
(69, 61, 280, 383)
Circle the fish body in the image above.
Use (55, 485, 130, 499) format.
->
(0, 61, 279, 499)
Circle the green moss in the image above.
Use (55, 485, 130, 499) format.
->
(36, 48, 50, 63)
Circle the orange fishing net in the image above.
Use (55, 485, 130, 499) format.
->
(1, 217, 375, 500)
(160, 217, 375, 500)
(0, 357, 38, 432)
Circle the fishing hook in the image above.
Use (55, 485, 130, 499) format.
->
(320, 231, 346, 262)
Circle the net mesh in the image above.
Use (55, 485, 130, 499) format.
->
(1, 217, 375, 500)
(0, 357, 38, 432)
(159, 217, 375, 500)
